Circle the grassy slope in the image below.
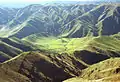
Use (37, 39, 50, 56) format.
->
(22, 35, 120, 55)
(64, 58, 120, 82)
(0, 40, 22, 63)
(22, 35, 120, 66)
(0, 41, 22, 56)
(0, 37, 36, 63)
(3, 34, 120, 64)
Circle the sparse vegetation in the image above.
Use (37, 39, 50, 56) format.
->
(64, 58, 120, 82)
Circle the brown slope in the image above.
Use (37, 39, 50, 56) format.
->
(0, 66, 31, 82)
(0, 51, 87, 82)
(64, 58, 120, 82)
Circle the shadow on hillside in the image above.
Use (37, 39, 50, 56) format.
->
(74, 50, 110, 65)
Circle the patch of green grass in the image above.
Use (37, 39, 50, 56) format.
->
(22, 34, 120, 55)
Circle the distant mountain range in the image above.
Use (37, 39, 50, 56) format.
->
(0, 3, 120, 38)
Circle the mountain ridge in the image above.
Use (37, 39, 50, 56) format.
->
(0, 4, 119, 39)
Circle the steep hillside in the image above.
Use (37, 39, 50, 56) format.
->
(64, 58, 120, 82)
(0, 37, 35, 63)
(0, 4, 96, 38)
(0, 51, 87, 82)
(62, 4, 120, 37)
(0, 4, 120, 38)
(0, 7, 18, 25)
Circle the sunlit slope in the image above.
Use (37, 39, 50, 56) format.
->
(22, 35, 120, 66)
(2, 34, 120, 64)
(0, 51, 87, 82)
(23, 35, 120, 55)
(64, 58, 120, 82)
